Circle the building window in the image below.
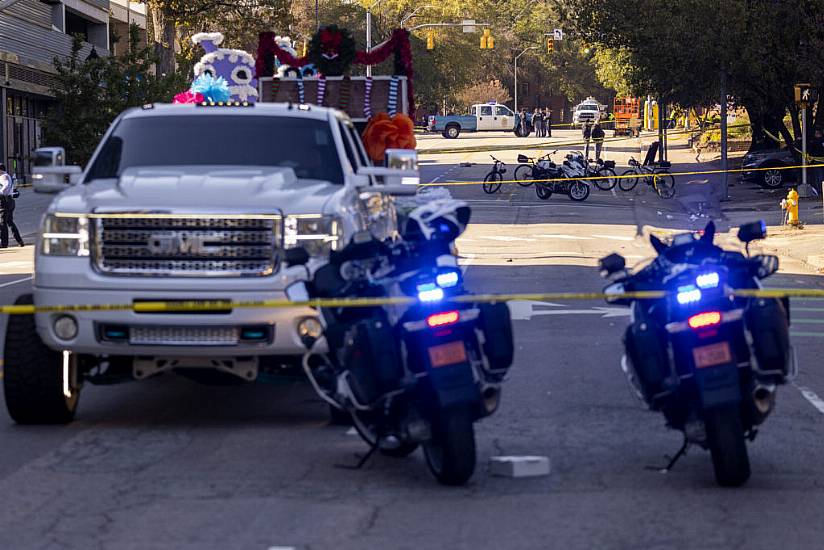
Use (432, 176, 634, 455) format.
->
(65, 9, 90, 42)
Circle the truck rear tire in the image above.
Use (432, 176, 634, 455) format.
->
(3, 294, 81, 424)
(443, 124, 461, 139)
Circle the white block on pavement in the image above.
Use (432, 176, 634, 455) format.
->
(489, 456, 551, 478)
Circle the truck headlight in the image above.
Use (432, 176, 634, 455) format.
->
(284, 215, 342, 256)
(41, 214, 90, 256)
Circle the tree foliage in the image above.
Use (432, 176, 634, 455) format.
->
(455, 80, 512, 109)
(557, 0, 824, 148)
(42, 27, 185, 166)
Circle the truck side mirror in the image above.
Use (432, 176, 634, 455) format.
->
(32, 165, 82, 194)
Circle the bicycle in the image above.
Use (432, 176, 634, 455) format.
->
(483, 156, 506, 194)
(513, 153, 552, 187)
(618, 157, 676, 198)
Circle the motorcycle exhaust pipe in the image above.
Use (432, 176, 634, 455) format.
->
(481, 386, 501, 416)
(753, 383, 777, 416)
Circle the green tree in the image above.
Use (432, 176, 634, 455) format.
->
(42, 27, 186, 166)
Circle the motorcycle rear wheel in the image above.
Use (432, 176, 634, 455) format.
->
(424, 408, 476, 485)
(535, 183, 552, 200)
(705, 405, 751, 487)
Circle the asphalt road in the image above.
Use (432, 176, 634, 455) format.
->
(2, 135, 824, 549)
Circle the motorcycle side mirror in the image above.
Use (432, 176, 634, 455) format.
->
(284, 247, 310, 267)
(738, 220, 767, 243)
(598, 253, 626, 277)
(754, 254, 779, 278)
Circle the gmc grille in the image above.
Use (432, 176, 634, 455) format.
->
(93, 216, 281, 277)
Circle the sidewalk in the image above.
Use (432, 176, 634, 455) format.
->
(762, 222, 824, 274)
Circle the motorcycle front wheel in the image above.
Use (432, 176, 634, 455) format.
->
(705, 405, 751, 487)
(568, 181, 590, 201)
(424, 408, 476, 485)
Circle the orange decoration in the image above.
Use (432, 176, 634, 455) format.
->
(361, 113, 417, 164)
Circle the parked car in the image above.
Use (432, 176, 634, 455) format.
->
(428, 102, 528, 138)
(741, 145, 799, 189)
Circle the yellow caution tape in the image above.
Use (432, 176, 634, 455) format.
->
(420, 161, 824, 187)
(3, 289, 823, 315)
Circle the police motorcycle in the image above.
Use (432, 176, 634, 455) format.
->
(528, 150, 590, 202)
(285, 200, 514, 485)
(599, 220, 795, 487)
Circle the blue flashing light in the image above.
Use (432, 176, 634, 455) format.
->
(696, 272, 720, 289)
(436, 270, 460, 288)
(417, 283, 445, 303)
(676, 285, 702, 305)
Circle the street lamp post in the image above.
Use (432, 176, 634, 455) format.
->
(514, 46, 537, 115)
(365, 0, 387, 78)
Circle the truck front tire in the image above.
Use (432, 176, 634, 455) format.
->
(3, 294, 81, 424)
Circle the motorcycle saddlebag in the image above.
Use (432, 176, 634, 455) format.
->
(517, 154, 529, 163)
(340, 316, 404, 405)
(745, 298, 791, 383)
(478, 302, 514, 377)
(624, 309, 674, 405)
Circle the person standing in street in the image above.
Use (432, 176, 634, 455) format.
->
(591, 122, 606, 160)
(544, 108, 552, 137)
(582, 121, 593, 159)
(532, 108, 543, 138)
(518, 108, 529, 136)
(0, 164, 25, 248)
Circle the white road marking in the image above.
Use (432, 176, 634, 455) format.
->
(533, 234, 595, 240)
(591, 234, 635, 241)
(790, 331, 824, 338)
(509, 301, 629, 321)
(0, 276, 33, 288)
(792, 319, 824, 324)
(479, 235, 536, 242)
(795, 384, 824, 415)
(459, 253, 475, 275)
(794, 307, 824, 312)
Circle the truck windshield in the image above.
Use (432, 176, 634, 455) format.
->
(85, 115, 344, 184)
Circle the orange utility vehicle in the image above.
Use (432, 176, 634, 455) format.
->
(613, 97, 641, 137)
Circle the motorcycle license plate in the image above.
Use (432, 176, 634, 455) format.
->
(693, 341, 732, 368)
(428, 341, 467, 368)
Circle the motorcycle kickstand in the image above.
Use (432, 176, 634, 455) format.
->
(335, 441, 379, 471)
(645, 436, 690, 474)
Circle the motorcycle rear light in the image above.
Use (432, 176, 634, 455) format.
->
(688, 311, 721, 329)
(696, 272, 720, 289)
(427, 311, 460, 328)
(676, 285, 702, 305)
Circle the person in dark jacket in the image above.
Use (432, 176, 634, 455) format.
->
(0, 163, 24, 248)
(532, 108, 543, 138)
(591, 122, 606, 160)
(544, 108, 552, 137)
(582, 122, 593, 159)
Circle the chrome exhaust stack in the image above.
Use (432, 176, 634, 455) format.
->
(753, 383, 777, 417)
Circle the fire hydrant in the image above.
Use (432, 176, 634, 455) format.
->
(781, 188, 800, 226)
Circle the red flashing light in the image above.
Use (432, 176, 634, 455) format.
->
(688, 311, 721, 329)
(427, 310, 460, 328)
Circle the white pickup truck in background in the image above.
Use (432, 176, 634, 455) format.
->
(5, 102, 418, 425)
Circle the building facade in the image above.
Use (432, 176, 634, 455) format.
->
(0, 0, 146, 182)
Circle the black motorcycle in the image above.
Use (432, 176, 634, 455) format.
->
(599, 220, 795, 486)
(285, 201, 514, 485)
(526, 151, 591, 202)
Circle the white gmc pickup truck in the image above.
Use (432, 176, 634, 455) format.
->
(4, 101, 417, 424)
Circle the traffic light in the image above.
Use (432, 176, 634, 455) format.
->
(480, 28, 493, 49)
(426, 31, 434, 50)
(546, 38, 554, 53)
